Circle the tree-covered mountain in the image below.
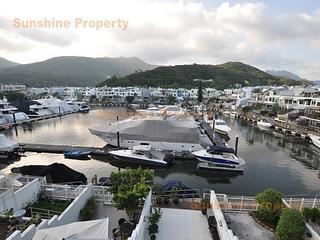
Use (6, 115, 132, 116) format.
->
(0, 56, 156, 87)
(266, 70, 301, 81)
(99, 62, 299, 89)
(0, 57, 20, 69)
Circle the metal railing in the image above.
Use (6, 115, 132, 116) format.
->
(93, 186, 113, 204)
(29, 207, 62, 219)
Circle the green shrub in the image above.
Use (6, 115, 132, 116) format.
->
(256, 207, 279, 227)
(303, 208, 320, 222)
(256, 188, 283, 211)
(79, 197, 97, 221)
(276, 208, 306, 240)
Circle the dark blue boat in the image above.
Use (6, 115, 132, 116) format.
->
(64, 150, 91, 160)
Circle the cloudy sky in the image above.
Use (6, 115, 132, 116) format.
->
(1, 0, 320, 80)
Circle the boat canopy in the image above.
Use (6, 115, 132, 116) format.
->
(0, 134, 19, 152)
(207, 145, 235, 154)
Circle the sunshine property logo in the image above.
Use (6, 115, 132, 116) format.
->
(12, 18, 129, 30)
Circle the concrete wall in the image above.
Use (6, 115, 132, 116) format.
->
(0, 179, 40, 213)
(129, 190, 152, 240)
(6, 184, 94, 240)
(209, 190, 239, 240)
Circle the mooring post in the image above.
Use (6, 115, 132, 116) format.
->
(12, 112, 16, 125)
(201, 105, 204, 122)
(117, 130, 120, 148)
(58, 106, 61, 115)
(235, 135, 239, 156)
(117, 115, 119, 122)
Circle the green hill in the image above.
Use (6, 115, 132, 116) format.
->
(0, 56, 156, 87)
(99, 62, 299, 89)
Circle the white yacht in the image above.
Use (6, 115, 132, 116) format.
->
(309, 134, 320, 149)
(257, 120, 272, 130)
(67, 101, 90, 113)
(28, 104, 52, 118)
(214, 119, 231, 135)
(192, 146, 245, 171)
(36, 96, 74, 114)
(0, 99, 29, 123)
(89, 116, 212, 152)
(109, 145, 173, 167)
(230, 111, 238, 119)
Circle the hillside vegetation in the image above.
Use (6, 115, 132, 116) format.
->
(99, 62, 300, 89)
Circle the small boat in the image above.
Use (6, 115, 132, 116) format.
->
(192, 146, 245, 171)
(222, 111, 231, 117)
(214, 119, 231, 135)
(230, 112, 238, 119)
(109, 145, 174, 167)
(309, 134, 320, 149)
(257, 120, 272, 130)
(0, 134, 20, 161)
(64, 150, 91, 160)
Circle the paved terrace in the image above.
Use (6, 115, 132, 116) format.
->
(225, 213, 276, 240)
(157, 208, 213, 240)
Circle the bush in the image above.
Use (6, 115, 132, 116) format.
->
(276, 208, 306, 240)
(256, 188, 282, 211)
(79, 197, 97, 221)
(303, 208, 320, 222)
(256, 208, 279, 227)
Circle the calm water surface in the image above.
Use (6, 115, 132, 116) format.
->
(1, 107, 320, 196)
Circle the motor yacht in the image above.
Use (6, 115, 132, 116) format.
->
(109, 145, 174, 167)
(257, 120, 272, 130)
(0, 99, 29, 123)
(192, 146, 245, 170)
(213, 119, 231, 135)
(89, 116, 212, 152)
(68, 101, 90, 113)
(309, 134, 320, 149)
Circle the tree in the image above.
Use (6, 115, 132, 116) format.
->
(276, 208, 306, 240)
(5, 91, 25, 102)
(197, 81, 203, 103)
(125, 96, 135, 104)
(168, 95, 176, 105)
(256, 188, 283, 212)
(109, 168, 154, 220)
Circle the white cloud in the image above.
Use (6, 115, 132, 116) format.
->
(0, 0, 320, 79)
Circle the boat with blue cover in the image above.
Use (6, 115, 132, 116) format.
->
(64, 150, 91, 160)
(192, 145, 245, 171)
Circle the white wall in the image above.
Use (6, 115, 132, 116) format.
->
(6, 184, 94, 240)
(0, 179, 41, 213)
(129, 190, 152, 240)
(209, 190, 239, 240)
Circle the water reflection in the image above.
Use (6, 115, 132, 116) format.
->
(0, 108, 319, 195)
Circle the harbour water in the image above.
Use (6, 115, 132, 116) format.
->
(1, 107, 319, 196)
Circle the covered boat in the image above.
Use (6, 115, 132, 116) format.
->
(0, 134, 20, 160)
(64, 150, 91, 160)
(11, 163, 87, 184)
(89, 116, 212, 152)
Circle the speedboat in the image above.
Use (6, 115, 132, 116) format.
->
(64, 150, 91, 160)
(309, 134, 320, 149)
(192, 146, 245, 170)
(109, 145, 174, 167)
(214, 119, 231, 135)
(68, 101, 90, 113)
(89, 116, 212, 152)
(257, 120, 272, 130)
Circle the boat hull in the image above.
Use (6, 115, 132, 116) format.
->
(309, 135, 320, 149)
(110, 154, 167, 167)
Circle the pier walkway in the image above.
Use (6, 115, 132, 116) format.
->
(19, 143, 116, 156)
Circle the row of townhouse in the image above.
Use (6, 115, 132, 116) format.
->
(26, 86, 221, 103)
(250, 86, 320, 110)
